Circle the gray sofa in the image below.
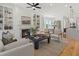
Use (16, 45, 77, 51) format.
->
(0, 39, 34, 56)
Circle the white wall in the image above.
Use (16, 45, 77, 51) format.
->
(0, 3, 33, 40)
(13, 5, 33, 40)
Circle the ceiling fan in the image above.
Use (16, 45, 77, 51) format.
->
(27, 3, 41, 10)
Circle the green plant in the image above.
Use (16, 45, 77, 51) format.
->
(30, 27, 38, 35)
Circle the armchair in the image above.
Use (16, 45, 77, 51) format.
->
(49, 28, 62, 41)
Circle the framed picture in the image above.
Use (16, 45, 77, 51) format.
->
(0, 13, 3, 18)
(0, 20, 3, 29)
(21, 16, 31, 25)
(0, 23, 3, 29)
(0, 20, 3, 23)
(4, 20, 13, 30)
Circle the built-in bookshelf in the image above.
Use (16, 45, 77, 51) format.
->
(0, 6, 3, 30)
(33, 14, 40, 29)
(0, 6, 13, 30)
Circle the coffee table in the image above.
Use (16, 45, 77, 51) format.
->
(30, 34, 51, 49)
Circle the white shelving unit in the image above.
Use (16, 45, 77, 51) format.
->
(33, 14, 40, 29)
(0, 6, 3, 30)
(0, 6, 13, 31)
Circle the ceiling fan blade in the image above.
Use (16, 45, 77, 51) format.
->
(34, 3, 39, 6)
(36, 7, 41, 9)
(27, 3, 33, 6)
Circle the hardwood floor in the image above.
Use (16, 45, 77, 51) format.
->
(34, 35, 79, 56)
(34, 41, 58, 56)
(34, 38, 68, 56)
(60, 37, 79, 56)
(34, 43, 55, 56)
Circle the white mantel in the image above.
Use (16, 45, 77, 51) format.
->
(21, 25, 31, 29)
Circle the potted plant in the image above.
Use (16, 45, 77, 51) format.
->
(30, 27, 38, 35)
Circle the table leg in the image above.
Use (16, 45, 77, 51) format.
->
(34, 41, 39, 49)
(48, 36, 50, 43)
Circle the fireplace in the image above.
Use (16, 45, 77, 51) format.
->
(22, 29, 30, 38)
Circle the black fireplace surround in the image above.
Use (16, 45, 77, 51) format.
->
(22, 29, 30, 38)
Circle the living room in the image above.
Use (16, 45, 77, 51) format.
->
(0, 3, 79, 56)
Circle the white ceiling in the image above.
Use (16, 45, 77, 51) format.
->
(2, 3, 79, 17)
(14, 3, 79, 17)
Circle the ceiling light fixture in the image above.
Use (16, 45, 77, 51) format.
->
(32, 7, 35, 9)
(27, 3, 41, 10)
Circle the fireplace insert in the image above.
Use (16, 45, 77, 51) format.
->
(22, 29, 30, 38)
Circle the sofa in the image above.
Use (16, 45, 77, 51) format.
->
(0, 39, 34, 56)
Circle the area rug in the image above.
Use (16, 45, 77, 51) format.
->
(34, 39, 68, 56)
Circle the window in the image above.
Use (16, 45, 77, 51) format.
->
(44, 17, 54, 29)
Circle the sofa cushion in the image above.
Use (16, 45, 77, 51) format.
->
(0, 40, 4, 52)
